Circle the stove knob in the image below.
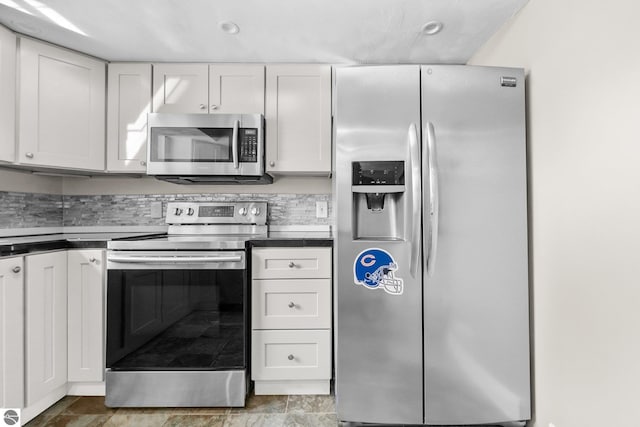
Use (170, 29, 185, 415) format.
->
(174, 208, 183, 216)
(250, 207, 261, 216)
(186, 208, 195, 216)
(238, 207, 248, 216)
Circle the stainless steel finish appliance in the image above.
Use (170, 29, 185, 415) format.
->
(334, 65, 530, 426)
(105, 201, 267, 407)
(146, 113, 272, 184)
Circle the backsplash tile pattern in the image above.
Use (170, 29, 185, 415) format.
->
(0, 191, 63, 228)
(62, 193, 332, 227)
(0, 191, 332, 229)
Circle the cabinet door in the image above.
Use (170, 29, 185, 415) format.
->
(252, 247, 332, 279)
(25, 251, 67, 406)
(152, 63, 208, 113)
(252, 329, 331, 381)
(0, 26, 16, 163)
(107, 63, 151, 172)
(252, 278, 331, 330)
(209, 64, 265, 114)
(18, 38, 106, 171)
(0, 257, 24, 408)
(265, 65, 331, 175)
(67, 250, 104, 382)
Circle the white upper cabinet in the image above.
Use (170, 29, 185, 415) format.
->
(265, 65, 332, 175)
(0, 26, 16, 164)
(18, 38, 106, 171)
(209, 64, 264, 114)
(107, 63, 151, 172)
(152, 63, 208, 113)
(153, 63, 265, 114)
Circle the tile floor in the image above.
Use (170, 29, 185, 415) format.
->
(24, 393, 338, 427)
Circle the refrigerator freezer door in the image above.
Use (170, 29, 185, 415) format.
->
(334, 65, 423, 425)
(421, 65, 531, 425)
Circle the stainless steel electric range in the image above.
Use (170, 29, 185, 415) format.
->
(105, 201, 267, 407)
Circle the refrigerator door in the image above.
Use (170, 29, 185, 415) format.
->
(421, 65, 530, 425)
(334, 65, 423, 425)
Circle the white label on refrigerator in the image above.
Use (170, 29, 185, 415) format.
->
(353, 248, 404, 295)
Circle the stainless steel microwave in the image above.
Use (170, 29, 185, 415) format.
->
(146, 113, 271, 184)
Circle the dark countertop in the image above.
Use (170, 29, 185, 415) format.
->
(0, 230, 333, 257)
(249, 231, 333, 247)
(0, 232, 163, 256)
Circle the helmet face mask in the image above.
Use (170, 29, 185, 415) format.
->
(354, 248, 404, 295)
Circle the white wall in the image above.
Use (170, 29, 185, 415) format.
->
(0, 168, 62, 194)
(470, 1, 640, 426)
(61, 175, 331, 195)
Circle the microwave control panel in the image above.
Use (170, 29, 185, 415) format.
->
(239, 129, 258, 162)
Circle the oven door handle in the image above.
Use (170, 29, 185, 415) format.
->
(108, 255, 243, 263)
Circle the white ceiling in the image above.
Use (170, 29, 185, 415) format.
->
(0, 0, 528, 63)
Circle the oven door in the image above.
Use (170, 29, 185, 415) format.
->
(105, 250, 248, 407)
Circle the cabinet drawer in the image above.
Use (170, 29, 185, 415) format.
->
(252, 279, 331, 330)
(251, 330, 331, 381)
(252, 247, 331, 279)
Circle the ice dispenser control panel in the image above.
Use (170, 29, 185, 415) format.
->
(352, 161, 404, 185)
(352, 161, 405, 186)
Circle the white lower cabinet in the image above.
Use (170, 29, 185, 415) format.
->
(0, 256, 24, 409)
(251, 247, 332, 395)
(25, 251, 68, 406)
(67, 249, 105, 383)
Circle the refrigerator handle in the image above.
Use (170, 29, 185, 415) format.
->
(425, 121, 439, 276)
(408, 122, 421, 279)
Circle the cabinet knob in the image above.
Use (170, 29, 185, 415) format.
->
(288, 302, 295, 308)
(288, 261, 295, 268)
(140, 160, 147, 166)
(269, 161, 275, 167)
(287, 354, 295, 361)
(89, 257, 97, 263)
(12, 266, 21, 273)
(211, 105, 218, 110)
(199, 104, 206, 110)
(25, 152, 34, 159)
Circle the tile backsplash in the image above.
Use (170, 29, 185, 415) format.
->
(0, 191, 332, 229)
(0, 191, 64, 228)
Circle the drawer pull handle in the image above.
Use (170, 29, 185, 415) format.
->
(288, 302, 295, 308)
(288, 354, 295, 361)
(288, 261, 296, 268)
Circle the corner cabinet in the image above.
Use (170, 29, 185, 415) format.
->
(18, 38, 106, 171)
(67, 249, 105, 383)
(152, 63, 265, 114)
(265, 65, 332, 175)
(25, 251, 68, 406)
(107, 63, 152, 172)
(0, 256, 24, 409)
(0, 26, 16, 163)
(251, 247, 332, 395)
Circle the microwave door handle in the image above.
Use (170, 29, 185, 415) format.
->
(232, 120, 240, 169)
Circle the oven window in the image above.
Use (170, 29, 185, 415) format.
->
(106, 269, 246, 370)
(150, 127, 233, 162)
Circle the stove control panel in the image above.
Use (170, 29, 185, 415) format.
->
(165, 201, 267, 225)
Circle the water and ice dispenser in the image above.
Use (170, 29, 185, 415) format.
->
(351, 161, 406, 240)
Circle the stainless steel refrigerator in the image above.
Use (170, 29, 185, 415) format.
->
(333, 65, 530, 426)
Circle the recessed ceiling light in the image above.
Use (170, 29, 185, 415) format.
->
(219, 21, 240, 35)
(421, 21, 443, 36)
